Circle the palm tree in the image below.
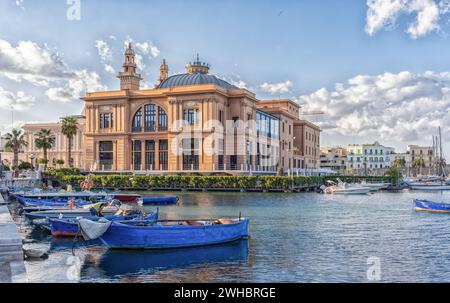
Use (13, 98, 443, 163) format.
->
(34, 129, 55, 170)
(393, 158, 406, 168)
(4, 129, 28, 177)
(56, 159, 65, 168)
(61, 116, 78, 168)
(413, 157, 425, 176)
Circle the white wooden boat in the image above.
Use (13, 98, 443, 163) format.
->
(410, 184, 450, 190)
(359, 181, 391, 191)
(323, 179, 371, 195)
(326, 186, 371, 195)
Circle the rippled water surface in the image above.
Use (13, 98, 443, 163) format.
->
(19, 190, 450, 282)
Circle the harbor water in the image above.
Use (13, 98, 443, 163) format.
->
(16, 190, 450, 282)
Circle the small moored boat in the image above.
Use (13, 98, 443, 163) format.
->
(142, 196, 178, 205)
(24, 207, 118, 220)
(410, 184, 450, 190)
(323, 179, 371, 195)
(79, 217, 249, 249)
(414, 199, 450, 213)
(49, 210, 158, 237)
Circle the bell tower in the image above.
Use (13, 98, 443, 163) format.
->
(117, 43, 142, 90)
(158, 59, 169, 84)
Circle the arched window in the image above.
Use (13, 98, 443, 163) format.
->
(132, 108, 142, 132)
(132, 104, 168, 132)
(159, 107, 167, 131)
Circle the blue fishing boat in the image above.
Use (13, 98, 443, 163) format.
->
(90, 217, 249, 249)
(18, 197, 92, 207)
(142, 196, 178, 205)
(24, 207, 118, 220)
(49, 210, 158, 237)
(16, 192, 140, 204)
(414, 199, 450, 213)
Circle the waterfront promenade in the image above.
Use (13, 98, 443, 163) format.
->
(0, 194, 27, 283)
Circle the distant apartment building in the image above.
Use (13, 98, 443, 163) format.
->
(347, 141, 394, 174)
(256, 99, 321, 170)
(391, 152, 412, 167)
(406, 144, 436, 172)
(320, 146, 347, 172)
(22, 116, 86, 169)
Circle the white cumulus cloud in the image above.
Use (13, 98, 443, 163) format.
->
(15, 0, 24, 9)
(95, 40, 115, 74)
(45, 69, 107, 103)
(365, 0, 442, 39)
(260, 80, 293, 95)
(0, 86, 35, 111)
(299, 70, 450, 142)
(0, 38, 72, 79)
(0, 38, 106, 103)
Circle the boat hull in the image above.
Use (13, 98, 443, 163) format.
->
(16, 192, 141, 204)
(24, 208, 117, 220)
(18, 197, 92, 207)
(99, 218, 250, 249)
(49, 212, 158, 237)
(142, 196, 178, 205)
(414, 199, 450, 213)
(331, 187, 371, 195)
(410, 185, 450, 190)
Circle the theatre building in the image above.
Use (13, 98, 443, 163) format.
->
(81, 44, 320, 173)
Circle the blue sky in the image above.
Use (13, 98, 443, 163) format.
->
(2, 0, 450, 155)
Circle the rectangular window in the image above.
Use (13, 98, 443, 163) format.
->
(99, 141, 113, 170)
(182, 138, 199, 170)
(99, 113, 112, 129)
(158, 107, 167, 131)
(144, 104, 156, 132)
(230, 155, 238, 170)
(104, 113, 110, 128)
(218, 138, 224, 170)
(183, 108, 199, 125)
(246, 140, 252, 167)
(219, 110, 223, 124)
(132, 140, 142, 170)
(132, 109, 142, 132)
(159, 140, 168, 170)
(145, 140, 155, 170)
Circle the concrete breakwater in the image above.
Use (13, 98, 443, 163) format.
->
(0, 194, 27, 283)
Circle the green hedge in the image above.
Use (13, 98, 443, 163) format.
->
(58, 174, 324, 190)
(56, 174, 392, 190)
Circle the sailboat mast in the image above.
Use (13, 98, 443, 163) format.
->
(439, 127, 445, 177)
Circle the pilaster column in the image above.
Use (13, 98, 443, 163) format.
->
(141, 140, 145, 170)
(155, 140, 160, 170)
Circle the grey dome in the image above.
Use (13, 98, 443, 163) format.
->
(157, 73, 238, 90)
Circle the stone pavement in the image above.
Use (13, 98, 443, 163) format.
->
(0, 194, 27, 283)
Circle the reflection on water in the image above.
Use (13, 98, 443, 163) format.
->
(97, 239, 249, 279)
(18, 190, 450, 282)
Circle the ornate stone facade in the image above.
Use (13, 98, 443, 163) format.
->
(81, 45, 321, 173)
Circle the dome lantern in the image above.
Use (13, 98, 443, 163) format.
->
(185, 54, 210, 74)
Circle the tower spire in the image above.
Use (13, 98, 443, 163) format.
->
(157, 58, 169, 86)
(117, 43, 142, 90)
